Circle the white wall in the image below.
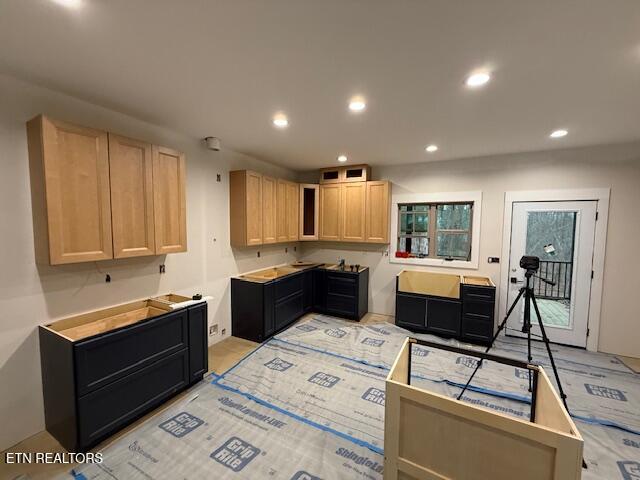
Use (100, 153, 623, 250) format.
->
(0, 74, 300, 451)
(299, 144, 640, 358)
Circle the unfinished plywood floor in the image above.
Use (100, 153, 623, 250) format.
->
(0, 312, 392, 480)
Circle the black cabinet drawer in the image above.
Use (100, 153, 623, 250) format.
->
(77, 348, 189, 449)
(462, 285, 495, 303)
(275, 273, 304, 301)
(462, 315, 494, 343)
(396, 293, 427, 328)
(326, 273, 357, 297)
(426, 298, 461, 336)
(326, 293, 357, 317)
(74, 310, 188, 396)
(275, 292, 304, 331)
(462, 300, 494, 319)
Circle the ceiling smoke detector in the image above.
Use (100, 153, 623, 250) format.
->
(204, 137, 221, 151)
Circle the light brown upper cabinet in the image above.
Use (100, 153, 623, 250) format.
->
(27, 116, 114, 265)
(230, 170, 263, 247)
(27, 115, 188, 265)
(276, 179, 289, 242)
(152, 146, 187, 254)
(319, 183, 342, 241)
(319, 164, 370, 184)
(365, 180, 390, 243)
(286, 182, 299, 241)
(341, 182, 367, 242)
(299, 184, 319, 240)
(262, 176, 277, 244)
(109, 134, 156, 258)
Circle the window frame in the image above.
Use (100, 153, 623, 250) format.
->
(390, 191, 482, 269)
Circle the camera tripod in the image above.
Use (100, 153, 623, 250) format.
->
(456, 260, 587, 467)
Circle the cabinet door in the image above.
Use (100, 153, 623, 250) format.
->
(245, 171, 263, 246)
(341, 182, 366, 242)
(395, 293, 427, 328)
(319, 184, 341, 240)
(152, 146, 187, 253)
(262, 176, 277, 244)
(366, 181, 390, 243)
(29, 116, 113, 264)
(286, 182, 299, 241)
(276, 179, 288, 242)
(108, 134, 155, 258)
(188, 303, 208, 383)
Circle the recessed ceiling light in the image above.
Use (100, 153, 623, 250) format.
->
(337, 155, 348, 163)
(550, 129, 568, 138)
(348, 97, 366, 112)
(51, 0, 82, 8)
(465, 72, 491, 88)
(425, 145, 438, 153)
(272, 114, 289, 128)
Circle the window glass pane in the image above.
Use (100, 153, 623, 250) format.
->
(400, 213, 413, 234)
(412, 204, 428, 211)
(414, 212, 428, 233)
(436, 232, 470, 259)
(437, 204, 471, 230)
(411, 237, 429, 257)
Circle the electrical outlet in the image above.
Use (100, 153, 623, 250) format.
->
(257, 251, 260, 258)
(216, 174, 221, 182)
(209, 324, 218, 336)
(221, 328, 226, 336)
(159, 264, 166, 274)
(285, 247, 288, 253)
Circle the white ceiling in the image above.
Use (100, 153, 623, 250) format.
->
(1, 0, 640, 170)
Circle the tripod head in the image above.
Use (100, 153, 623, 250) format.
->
(519, 255, 556, 286)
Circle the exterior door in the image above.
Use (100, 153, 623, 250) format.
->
(505, 201, 597, 347)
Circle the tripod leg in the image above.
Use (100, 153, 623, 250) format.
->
(530, 294, 568, 407)
(524, 287, 534, 392)
(456, 287, 526, 401)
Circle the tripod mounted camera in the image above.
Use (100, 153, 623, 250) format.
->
(456, 255, 586, 468)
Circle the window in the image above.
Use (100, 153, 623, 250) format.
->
(397, 202, 473, 260)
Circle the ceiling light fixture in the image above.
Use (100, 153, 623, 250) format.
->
(348, 97, 366, 112)
(337, 155, 348, 163)
(425, 145, 438, 153)
(272, 114, 289, 128)
(465, 72, 491, 88)
(550, 129, 568, 138)
(50, 0, 83, 8)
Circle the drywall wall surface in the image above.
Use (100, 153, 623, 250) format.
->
(299, 144, 640, 358)
(0, 74, 298, 451)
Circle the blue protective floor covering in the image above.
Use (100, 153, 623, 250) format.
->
(68, 315, 640, 479)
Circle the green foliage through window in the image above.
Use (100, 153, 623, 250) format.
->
(398, 202, 473, 260)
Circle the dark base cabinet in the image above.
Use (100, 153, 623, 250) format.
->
(39, 301, 208, 452)
(395, 274, 496, 345)
(232, 266, 369, 343)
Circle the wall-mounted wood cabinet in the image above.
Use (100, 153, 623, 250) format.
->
(319, 164, 370, 184)
(318, 180, 390, 243)
(230, 170, 263, 247)
(230, 170, 299, 247)
(365, 180, 390, 243)
(27, 115, 187, 265)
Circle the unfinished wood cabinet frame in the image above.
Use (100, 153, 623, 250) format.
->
(385, 338, 583, 480)
(108, 133, 156, 258)
(230, 170, 263, 247)
(286, 181, 299, 241)
(152, 145, 187, 254)
(27, 115, 114, 265)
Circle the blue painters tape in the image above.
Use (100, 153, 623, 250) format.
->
(213, 380, 384, 455)
(572, 415, 640, 435)
(70, 470, 87, 479)
(274, 337, 391, 371)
